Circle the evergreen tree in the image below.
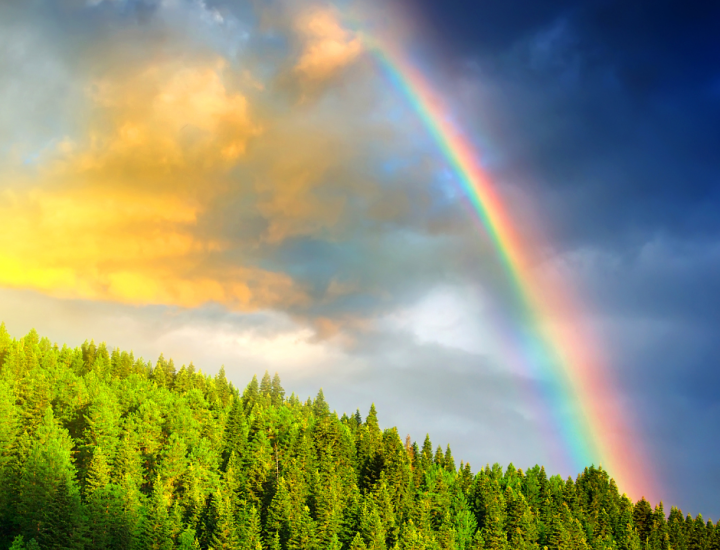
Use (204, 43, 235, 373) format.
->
(359, 498, 387, 550)
(240, 505, 264, 550)
(471, 529, 486, 550)
(451, 489, 478, 550)
(634, 497, 653, 546)
(139, 477, 173, 550)
(687, 514, 708, 550)
(444, 444, 456, 473)
(208, 489, 239, 550)
(9, 536, 41, 550)
(479, 479, 507, 550)
(648, 503, 670, 550)
(504, 486, 537, 550)
(708, 520, 720, 550)
(314, 388, 330, 418)
(242, 375, 260, 413)
(85, 446, 133, 549)
(16, 409, 84, 549)
(287, 504, 317, 550)
(270, 373, 285, 406)
(668, 507, 687, 550)
(421, 435, 434, 472)
(260, 371, 273, 399)
(350, 532, 369, 550)
(266, 477, 293, 548)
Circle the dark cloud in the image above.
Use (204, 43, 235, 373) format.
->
(398, 0, 720, 248)
(390, 0, 577, 55)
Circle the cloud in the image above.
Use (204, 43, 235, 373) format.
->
(82, 58, 259, 167)
(293, 7, 363, 82)
(0, 49, 314, 310)
(0, 0, 493, 324)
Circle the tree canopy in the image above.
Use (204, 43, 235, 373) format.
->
(0, 324, 714, 550)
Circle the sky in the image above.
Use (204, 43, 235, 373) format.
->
(1, 0, 719, 517)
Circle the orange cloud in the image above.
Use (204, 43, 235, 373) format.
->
(294, 8, 363, 81)
(66, 59, 260, 177)
(254, 133, 349, 243)
(0, 57, 308, 310)
(0, 183, 304, 309)
(0, 4, 418, 319)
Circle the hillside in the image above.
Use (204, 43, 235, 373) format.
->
(0, 324, 715, 550)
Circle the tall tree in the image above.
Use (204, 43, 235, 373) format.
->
(16, 409, 84, 549)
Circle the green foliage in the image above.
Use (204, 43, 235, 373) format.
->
(0, 326, 712, 550)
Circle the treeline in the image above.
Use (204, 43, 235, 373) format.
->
(0, 324, 717, 550)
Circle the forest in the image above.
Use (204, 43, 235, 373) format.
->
(0, 324, 717, 550)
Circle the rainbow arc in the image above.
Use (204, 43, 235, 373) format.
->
(364, 34, 655, 500)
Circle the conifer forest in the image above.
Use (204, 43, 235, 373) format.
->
(0, 325, 717, 550)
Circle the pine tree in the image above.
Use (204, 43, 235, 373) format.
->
(471, 529, 486, 550)
(350, 532, 369, 550)
(451, 489, 477, 550)
(504, 486, 537, 550)
(366, 405, 382, 443)
(314, 466, 344, 547)
(648, 503, 670, 550)
(421, 435, 434, 472)
(687, 514, 708, 550)
(592, 508, 618, 550)
(359, 498, 387, 550)
(16, 409, 84, 549)
(157, 433, 188, 497)
(287, 504, 317, 550)
(242, 375, 260, 413)
(208, 489, 239, 550)
(708, 520, 720, 550)
(434, 445, 445, 469)
(0, 429, 31, 542)
(480, 480, 507, 550)
(444, 444, 456, 473)
(0, 323, 12, 364)
(139, 477, 173, 550)
(152, 354, 169, 388)
(0, 381, 17, 462)
(457, 462, 473, 495)
(243, 428, 274, 510)
(222, 399, 248, 468)
(266, 477, 293, 548)
(633, 497, 653, 546)
(270, 373, 285, 406)
(9, 536, 41, 550)
(372, 477, 399, 547)
(341, 483, 364, 546)
(240, 505, 264, 550)
(215, 366, 232, 406)
(566, 516, 590, 550)
(86, 446, 132, 549)
(260, 371, 273, 399)
(668, 507, 687, 550)
(314, 388, 330, 418)
(177, 528, 201, 550)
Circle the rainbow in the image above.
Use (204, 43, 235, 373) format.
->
(364, 34, 656, 500)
